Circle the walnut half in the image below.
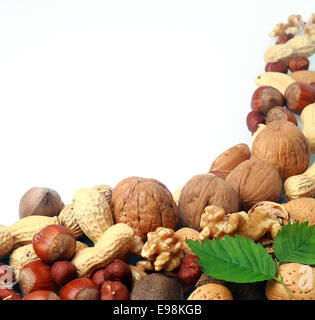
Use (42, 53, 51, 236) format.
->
(137, 227, 184, 272)
(199, 205, 283, 242)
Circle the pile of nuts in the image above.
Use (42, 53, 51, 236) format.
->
(0, 13, 315, 301)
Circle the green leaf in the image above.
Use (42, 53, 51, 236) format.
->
(274, 221, 315, 264)
(187, 235, 276, 283)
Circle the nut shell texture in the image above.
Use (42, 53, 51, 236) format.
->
(266, 263, 315, 300)
(130, 273, 183, 300)
(111, 177, 179, 241)
(251, 121, 310, 180)
(188, 283, 233, 300)
(178, 174, 239, 230)
(9, 216, 59, 249)
(0, 225, 13, 258)
(19, 187, 63, 219)
(283, 198, 315, 225)
(225, 159, 282, 210)
(73, 188, 114, 243)
(58, 204, 83, 239)
(71, 223, 134, 277)
(9, 244, 39, 277)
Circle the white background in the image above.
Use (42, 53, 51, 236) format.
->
(0, 0, 314, 225)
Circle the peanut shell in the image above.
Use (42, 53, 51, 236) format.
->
(9, 216, 59, 249)
(58, 204, 83, 239)
(255, 72, 295, 95)
(72, 188, 114, 244)
(71, 223, 134, 277)
(0, 225, 14, 258)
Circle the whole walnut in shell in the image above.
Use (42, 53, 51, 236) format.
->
(19, 187, 64, 219)
(226, 159, 283, 210)
(111, 177, 178, 241)
(251, 121, 310, 181)
(178, 174, 239, 230)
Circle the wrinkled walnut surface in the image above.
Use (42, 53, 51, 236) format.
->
(178, 174, 239, 230)
(226, 159, 283, 211)
(251, 121, 310, 181)
(111, 177, 179, 241)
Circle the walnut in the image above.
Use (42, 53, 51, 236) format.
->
(251, 121, 310, 181)
(137, 227, 184, 272)
(199, 206, 246, 241)
(199, 206, 283, 242)
(269, 14, 305, 37)
(225, 159, 283, 211)
(248, 201, 290, 225)
(111, 177, 179, 241)
(178, 174, 239, 230)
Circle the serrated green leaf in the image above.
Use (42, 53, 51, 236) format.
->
(274, 222, 315, 264)
(187, 235, 276, 283)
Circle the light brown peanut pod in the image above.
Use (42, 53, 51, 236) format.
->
(9, 216, 59, 249)
(284, 163, 315, 201)
(0, 225, 14, 258)
(58, 204, 83, 239)
(72, 188, 114, 244)
(255, 72, 295, 95)
(9, 244, 39, 278)
(301, 103, 315, 153)
(71, 223, 134, 277)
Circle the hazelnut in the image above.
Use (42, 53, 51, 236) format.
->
(23, 290, 60, 300)
(246, 111, 265, 134)
(100, 280, 129, 300)
(0, 288, 22, 300)
(19, 187, 64, 219)
(92, 269, 106, 287)
(266, 107, 297, 126)
(60, 278, 99, 300)
(50, 261, 77, 287)
(310, 82, 315, 89)
(285, 82, 315, 114)
(251, 86, 285, 115)
(103, 259, 132, 287)
(178, 255, 202, 285)
(265, 61, 288, 74)
(276, 33, 294, 44)
(32, 224, 76, 264)
(288, 56, 310, 72)
(19, 261, 58, 296)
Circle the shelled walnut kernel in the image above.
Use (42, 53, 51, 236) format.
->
(199, 206, 283, 242)
(137, 227, 184, 272)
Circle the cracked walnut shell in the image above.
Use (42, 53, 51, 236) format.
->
(225, 159, 282, 211)
(251, 121, 311, 181)
(111, 177, 179, 241)
(138, 227, 184, 272)
(178, 174, 239, 230)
